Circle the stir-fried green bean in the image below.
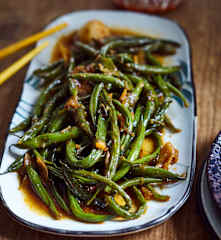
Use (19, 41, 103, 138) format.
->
(9, 117, 32, 133)
(1, 155, 24, 174)
(7, 21, 188, 222)
(49, 180, 71, 214)
(89, 82, 104, 125)
(66, 140, 103, 168)
(126, 63, 180, 75)
(146, 184, 170, 202)
(71, 73, 124, 88)
(26, 164, 60, 219)
(133, 133, 162, 164)
(68, 191, 112, 222)
(75, 41, 98, 57)
(16, 126, 81, 149)
(103, 90, 121, 180)
(132, 165, 185, 180)
(100, 38, 153, 56)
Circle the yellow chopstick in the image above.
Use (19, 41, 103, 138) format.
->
(0, 41, 49, 86)
(0, 23, 67, 60)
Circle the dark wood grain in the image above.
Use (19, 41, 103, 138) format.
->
(0, 0, 220, 239)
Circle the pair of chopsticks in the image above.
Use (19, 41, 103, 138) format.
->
(0, 22, 68, 86)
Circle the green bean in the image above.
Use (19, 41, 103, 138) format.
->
(68, 191, 112, 223)
(146, 184, 170, 202)
(86, 188, 102, 206)
(127, 39, 180, 54)
(145, 128, 155, 136)
(118, 72, 134, 90)
(97, 55, 118, 73)
(124, 81, 144, 108)
(89, 82, 104, 125)
(95, 113, 108, 148)
(71, 73, 124, 88)
(127, 117, 145, 162)
(152, 41, 179, 55)
(68, 78, 78, 101)
(113, 99, 133, 131)
(33, 149, 48, 180)
(120, 105, 143, 154)
(134, 105, 143, 126)
(166, 82, 189, 107)
(73, 175, 98, 185)
(72, 170, 132, 208)
(126, 63, 180, 75)
(132, 165, 186, 180)
(26, 165, 60, 219)
(66, 140, 103, 169)
(120, 177, 163, 189)
(145, 51, 161, 66)
(1, 155, 24, 174)
(75, 41, 98, 57)
(47, 109, 68, 133)
(106, 187, 146, 219)
(9, 117, 31, 133)
(106, 106, 120, 179)
(150, 98, 172, 127)
(19, 84, 69, 142)
(34, 60, 64, 77)
(111, 53, 134, 65)
(164, 115, 181, 133)
(49, 180, 71, 214)
(115, 99, 154, 181)
(32, 79, 62, 122)
(17, 126, 81, 149)
(113, 117, 145, 181)
(67, 80, 93, 137)
(132, 186, 146, 218)
(103, 91, 120, 180)
(74, 105, 93, 137)
(49, 165, 98, 184)
(106, 196, 132, 219)
(127, 74, 156, 97)
(133, 133, 162, 164)
(34, 62, 64, 80)
(48, 166, 63, 179)
(143, 100, 155, 128)
(63, 169, 91, 201)
(154, 75, 171, 97)
(100, 38, 153, 56)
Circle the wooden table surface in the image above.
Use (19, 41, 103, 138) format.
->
(0, 0, 221, 239)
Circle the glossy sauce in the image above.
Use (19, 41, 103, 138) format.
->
(19, 176, 51, 217)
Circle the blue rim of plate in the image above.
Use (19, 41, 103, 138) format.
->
(207, 131, 221, 209)
(0, 10, 197, 237)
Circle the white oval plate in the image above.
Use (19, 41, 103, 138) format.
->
(0, 10, 197, 237)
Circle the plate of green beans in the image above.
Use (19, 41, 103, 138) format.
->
(0, 10, 197, 236)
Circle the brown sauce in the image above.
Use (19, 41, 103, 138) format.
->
(20, 175, 72, 219)
(19, 176, 51, 217)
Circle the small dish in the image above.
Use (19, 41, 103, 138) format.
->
(207, 131, 221, 209)
(198, 160, 221, 238)
(0, 10, 197, 236)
